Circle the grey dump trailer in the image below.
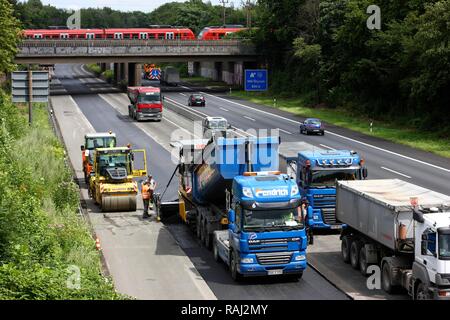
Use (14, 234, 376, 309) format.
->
(337, 179, 450, 300)
(161, 66, 181, 86)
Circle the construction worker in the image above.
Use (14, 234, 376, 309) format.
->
(141, 175, 156, 219)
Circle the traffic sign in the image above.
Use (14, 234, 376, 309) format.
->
(245, 69, 268, 91)
(11, 71, 49, 103)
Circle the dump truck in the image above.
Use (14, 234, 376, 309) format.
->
(337, 179, 450, 300)
(80, 132, 117, 183)
(89, 146, 147, 212)
(155, 136, 308, 281)
(161, 66, 181, 86)
(127, 86, 163, 121)
(279, 141, 367, 235)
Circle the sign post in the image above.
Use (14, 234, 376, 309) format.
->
(11, 70, 49, 125)
(245, 69, 268, 92)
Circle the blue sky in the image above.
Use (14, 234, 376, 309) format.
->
(38, 0, 230, 12)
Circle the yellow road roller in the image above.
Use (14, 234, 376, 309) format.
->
(89, 146, 147, 212)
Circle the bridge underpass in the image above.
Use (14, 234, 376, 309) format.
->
(15, 39, 260, 87)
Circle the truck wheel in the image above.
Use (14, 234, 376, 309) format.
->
(359, 246, 369, 276)
(230, 251, 242, 282)
(350, 240, 362, 270)
(341, 235, 352, 263)
(290, 272, 303, 281)
(381, 262, 393, 293)
(203, 222, 211, 250)
(415, 283, 431, 300)
(213, 239, 220, 263)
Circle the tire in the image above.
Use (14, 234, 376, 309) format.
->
(350, 240, 362, 269)
(290, 272, 303, 281)
(415, 282, 431, 300)
(359, 245, 369, 276)
(230, 251, 242, 281)
(203, 221, 211, 250)
(213, 239, 220, 262)
(381, 262, 393, 293)
(341, 236, 352, 263)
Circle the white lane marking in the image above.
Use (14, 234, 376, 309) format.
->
(244, 116, 256, 122)
(320, 144, 336, 150)
(220, 107, 229, 112)
(278, 128, 292, 135)
(165, 97, 252, 138)
(179, 93, 187, 97)
(381, 167, 412, 179)
(201, 92, 450, 173)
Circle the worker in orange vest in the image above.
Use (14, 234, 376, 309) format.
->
(141, 175, 156, 219)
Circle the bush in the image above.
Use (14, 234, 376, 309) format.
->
(102, 70, 114, 84)
(0, 92, 123, 299)
(86, 64, 101, 76)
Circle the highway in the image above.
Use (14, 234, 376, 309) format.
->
(50, 63, 450, 300)
(50, 64, 348, 300)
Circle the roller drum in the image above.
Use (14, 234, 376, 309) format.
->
(101, 194, 137, 212)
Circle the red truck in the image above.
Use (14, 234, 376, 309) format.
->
(127, 86, 163, 121)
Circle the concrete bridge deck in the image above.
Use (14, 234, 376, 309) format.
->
(16, 39, 258, 64)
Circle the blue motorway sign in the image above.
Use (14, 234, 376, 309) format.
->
(245, 69, 268, 91)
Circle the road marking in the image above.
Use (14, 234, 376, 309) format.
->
(179, 93, 187, 97)
(200, 92, 450, 173)
(278, 128, 292, 135)
(381, 167, 412, 179)
(244, 116, 256, 122)
(165, 97, 252, 138)
(320, 144, 336, 150)
(220, 107, 229, 112)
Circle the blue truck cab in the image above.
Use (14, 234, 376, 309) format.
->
(279, 142, 367, 234)
(213, 171, 308, 281)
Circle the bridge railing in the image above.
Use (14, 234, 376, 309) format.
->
(17, 39, 257, 57)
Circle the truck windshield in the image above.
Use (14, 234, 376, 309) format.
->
(86, 137, 116, 149)
(139, 93, 161, 103)
(243, 208, 304, 231)
(311, 169, 360, 187)
(209, 120, 227, 130)
(439, 233, 450, 260)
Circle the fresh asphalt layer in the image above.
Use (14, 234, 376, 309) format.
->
(51, 64, 348, 300)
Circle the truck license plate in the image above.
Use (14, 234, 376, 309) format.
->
(330, 225, 342, 230)
(268, 269, 283, 276)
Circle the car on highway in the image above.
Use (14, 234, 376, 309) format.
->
(299, 118, 325, 135)
(188, 94, 206, 107)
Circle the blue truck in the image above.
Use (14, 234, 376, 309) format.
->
(156, 136, 308, 281)
(279, 142, 368, 236)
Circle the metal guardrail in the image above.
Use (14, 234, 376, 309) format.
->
(19, 39, 247, 47)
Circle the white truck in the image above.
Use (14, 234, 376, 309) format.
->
(337, 179, 450, 300)
(161, 66, 181, 86)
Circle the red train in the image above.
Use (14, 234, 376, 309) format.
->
(23, 25, 246, 41)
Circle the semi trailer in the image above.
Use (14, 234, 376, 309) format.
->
(279, 142, 367, 233)
(155, 136, 308, 281)
(336, 179, 450, 300)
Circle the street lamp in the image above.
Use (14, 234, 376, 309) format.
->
(220, 0, 229, 25)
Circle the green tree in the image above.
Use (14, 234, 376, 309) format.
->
(0, 0, 22, 73)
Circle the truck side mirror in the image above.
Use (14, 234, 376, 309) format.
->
(306, 170, 312, 185)
(228, 124, 232, 129)
(421, 240, 427, 255)
(228, 209, 235, 224)
(81, 145, 85, 151)
(162, 96, 165, 101)
(362, 167, 368, 179)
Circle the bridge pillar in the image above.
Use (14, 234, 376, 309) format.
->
(113, 63, 120, 85)
(128, 63, 142, 87)
(120, 63, 127, 82)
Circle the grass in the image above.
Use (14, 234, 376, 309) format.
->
(230, 91, 450, 159)
(0, 96, 124, 299)
(181, 76, 238, 90)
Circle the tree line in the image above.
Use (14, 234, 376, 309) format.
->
(253, 0, 449, 135)
(9, 0, 251, 34)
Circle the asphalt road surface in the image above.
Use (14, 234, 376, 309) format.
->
(51, 64, 349, 300)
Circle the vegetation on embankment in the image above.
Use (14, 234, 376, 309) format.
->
(231, 91, 450, 159)
(86, 64, 101, 77)
(0, 90, 123, 299)
(253, 0, 450, 138)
